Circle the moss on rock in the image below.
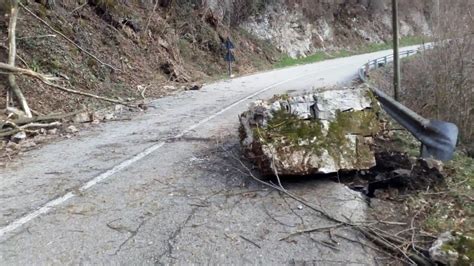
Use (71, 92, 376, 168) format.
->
(240, 86, 382, 175)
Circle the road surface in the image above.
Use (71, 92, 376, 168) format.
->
(0, 46, 420, 265)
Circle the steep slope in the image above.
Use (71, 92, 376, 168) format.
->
(0, 0, 434, 115)
(242, 0, 434, 57)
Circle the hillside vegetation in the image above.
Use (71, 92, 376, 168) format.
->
(371, 0, 473, 146)
(0, 0, 435, 116)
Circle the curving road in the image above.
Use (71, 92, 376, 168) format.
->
(0, 46, 421, 265)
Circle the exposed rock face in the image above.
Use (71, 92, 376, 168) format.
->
(242, 6, 317, 58)
(239, 86, 382, 176)
(241, 0, 434, 58)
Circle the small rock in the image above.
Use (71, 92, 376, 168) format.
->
(297, 205, 303, 210)
(186, 84, 202, 91)
(73, 112, 92, 124)
(6, 141, 20, 150)
(429, 232, 460, 265)
(104, 113, 115, 120)
(66, 125, 79, 133)
(163, 85, 175, 91)
(21, 140, 36, 149)
(114, 105, 123, 113)
(138, 103, 148, 110)
(11, 131, 27, 142)
(423, 158, 444, 173)
(6, 107, 27, 120)
(47, 128, 58, 135)
(91, 111, 102, 121)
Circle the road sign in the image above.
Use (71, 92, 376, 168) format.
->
(224, 37, 235, 77)
(225, 38, 234, 50)
(224, 51, 235, 62)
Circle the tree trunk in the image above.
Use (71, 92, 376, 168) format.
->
(8, 0, 32, 118)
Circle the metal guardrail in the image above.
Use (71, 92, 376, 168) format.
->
(358, 43, 433, 82)
(358, 44, 459, 161)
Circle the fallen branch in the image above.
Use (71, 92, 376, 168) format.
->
(0, 63, 134, 107)
(19, 2, 119, 71)
(239, 235, 261, 249)
(221, 143, 433, 264)
(40, 80, 135, 108)
(69, 2, 88, 14)
(279, 224, 344, 241)
(143, 0, 159, 35)
(20, 121, 61, 130)
(358, 227, 431, 266)
(0, 44, 29, 68)
(0, 129, 20, 138)
(1, 110, 84, 127)
(17, 34, 56, 40)
(0, 121, 61, 137)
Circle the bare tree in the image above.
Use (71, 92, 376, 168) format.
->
(371, 0, 473, 143)
(6, 0, 32, 118)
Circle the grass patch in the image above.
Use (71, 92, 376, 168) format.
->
(274, 36, 428, 68)
(393, 129, 474, 234)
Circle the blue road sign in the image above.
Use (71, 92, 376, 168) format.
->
(225, 38, 234, 50)
(225, 51, 235, 62)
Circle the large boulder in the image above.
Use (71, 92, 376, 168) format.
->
(239, 86, 382, 176)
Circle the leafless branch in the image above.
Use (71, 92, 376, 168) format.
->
(0, 63, 134, 107)
(7, 0, 32, 118)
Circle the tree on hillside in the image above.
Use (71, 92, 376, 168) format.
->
(5, 0, 32, 118)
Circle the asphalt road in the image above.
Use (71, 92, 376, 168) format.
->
(0, 46, 421, 265)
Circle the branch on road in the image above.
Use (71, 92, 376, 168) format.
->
(219, 142, 432, 265)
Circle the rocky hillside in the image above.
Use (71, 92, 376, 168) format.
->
(242, 0, 434, 57)
(0, 0, 435, 114)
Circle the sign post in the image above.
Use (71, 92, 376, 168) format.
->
(224, 37, 235, 77)
(392, 0, 401, 100)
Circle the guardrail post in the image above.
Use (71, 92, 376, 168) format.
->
(358, 45, 459, 161)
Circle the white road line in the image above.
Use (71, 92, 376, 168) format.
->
(0, 63, 350, 240)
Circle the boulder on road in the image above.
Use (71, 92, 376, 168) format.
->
(239, 86, 382, 176)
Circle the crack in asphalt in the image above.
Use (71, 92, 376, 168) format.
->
(112, 219, 147, 255)
(154, 206, 200, 265)
(153, 190, 224, 264)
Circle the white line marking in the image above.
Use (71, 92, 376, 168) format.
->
(0, 63, 348, 240)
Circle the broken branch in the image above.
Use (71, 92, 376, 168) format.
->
(279, 224, 344, 241)
(0, 63, 134, 107)
(0, 121, 61, 137)
(2, 110, 84, 127)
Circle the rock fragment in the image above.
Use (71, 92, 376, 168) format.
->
(239, 86, 381, 175)
(11, 131, 27, 142)
(66, 125, 79, 133)
(429, 232, 474, 265)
